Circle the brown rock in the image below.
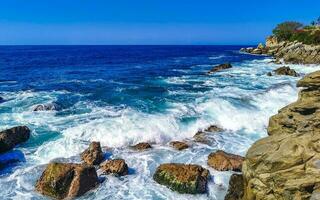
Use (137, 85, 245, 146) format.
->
(35, 162, 99, 199)
(0, 126, 30, 153)
(131, 142, 152, 151)
(225, 174, 244, 200)
(100, 159, 128, 176)
(207, 150, 244, 172)
(169, 141, 189, 150)
(207, 63, 232, 74)
(204, 125, 223, 132)
(273, 66, 298, 77)
(153, 163, 209, 194)
(80, 142, 104, 165)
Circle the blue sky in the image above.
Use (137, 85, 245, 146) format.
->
(0, 0, 319, 45)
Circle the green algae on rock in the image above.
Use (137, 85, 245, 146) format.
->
(153, 163, 209, 194)
(35, 162, 99, 199)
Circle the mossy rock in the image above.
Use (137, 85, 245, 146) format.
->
(153, 163, 209, 194)
(35, 162, 99, 199)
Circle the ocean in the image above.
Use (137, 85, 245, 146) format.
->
(0, 45, 319, 200)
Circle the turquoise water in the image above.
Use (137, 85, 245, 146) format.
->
(0, 46, 319, 199)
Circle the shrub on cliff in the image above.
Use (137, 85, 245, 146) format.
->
(272, 21, 304, 41)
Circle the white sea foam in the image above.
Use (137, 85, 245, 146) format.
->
(1, 58, 320, 199)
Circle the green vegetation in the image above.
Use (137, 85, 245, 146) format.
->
(272, 17, 320, 45)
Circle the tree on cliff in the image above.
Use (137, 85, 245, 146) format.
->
(272, 21, 304, 41)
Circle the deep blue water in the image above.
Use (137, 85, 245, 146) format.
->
(0, 45, 316, 200)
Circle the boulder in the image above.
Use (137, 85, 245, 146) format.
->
(131, 142, 152, 151)
(35, 162, 99, 199)
(193, 131, 212, 145)
(267, 72, 272, 76)
(224, 174, 244, 200)
(81, 142, 104, 165)
(153, 163, 209, 194)
(207, 150, 244, 172)
(33, 103, 60, 111)
(100, 159, 128, 176)
(243, 70, 320, 199)
(0, 126, 30, 153)
(207, 63, 232, 74)
(273, 66, 298, 77)
(204, 125, 223, 132)
(169, 141, 189, 151)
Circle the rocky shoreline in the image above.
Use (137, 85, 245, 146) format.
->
(241, 36, 320, 64)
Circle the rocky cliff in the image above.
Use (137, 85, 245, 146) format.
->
(242, 71, 320, 200)
(241, 36, 320, 64)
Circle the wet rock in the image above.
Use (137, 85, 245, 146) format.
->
(169, 141, 189, 151)
(0, 126, 30, 153)
(204, 125, 223, 132)
(207, 150, 244, 172)
(131, 142, 152, 151)
(193, 131, 211, 144)
(35, 162, 99, 199)
(267, 72, 272, 76)
(273, 66, 298, 77)
(243, 70, 320, 199)
(224, 174, 244, 200)
(153, 163, 209, 194)
(81, 142, 104, 165)
(100, 159, 128, 176)
(207, 63, 232, 74)
(33, 103, 60, 111)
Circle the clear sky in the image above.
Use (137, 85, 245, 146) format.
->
(0, 0, 319, 45)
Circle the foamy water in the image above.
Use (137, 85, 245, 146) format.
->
(0, 45, 320, 200)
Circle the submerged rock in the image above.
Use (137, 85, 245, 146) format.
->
(0, 126, 30, 153)
(153, 163, 209, 194)
(207, 63, 232, 74)
(36, 162, 99, 199)
(33, 103, 60, 111)
(225, 174, 244, 200)
(0, 97, 4, 103)
(207, 150, 244, 172)
(273, 66, 298, 77)
(131, 142, 152, 151)
(169, 141, 189, 150)
(243, 70, 320, 199)
(100, 159, 128, 176)
(81, 142, 104, 165)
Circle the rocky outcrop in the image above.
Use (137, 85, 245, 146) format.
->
(0, 126, 30, 153)
(225, 174, 244, 200)
(169, 141, 189, 150)
(242, 70, 320, 199)
(273, 66, 298, 77)
(131, 142, 152, 151)
(100, 159, 128, 176)
(204, 125, 223, 132)
(81, 142, 104, 165)
(153, 163, 209, 194)
(207, 150, 244, 172)
(35, 162, 99, 199)
(207, 63, 232, 74)
(241, 36, 320, 64)
(33, 103, 60, 111)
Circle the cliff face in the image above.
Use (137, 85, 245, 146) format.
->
(241, 36, 320, 64)
(242, 71, 320, 200)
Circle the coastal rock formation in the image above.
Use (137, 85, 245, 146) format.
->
(0, 126, 30, 153)
(273, 66, 298, 77)
(169, 141, 189, 150)
(207, 150, 244, 172)
(225, 174, 244, 200)
(153, 163, 209, 194)
(241, 36, 320, 64)
(131, 142, 152, 151)
(81, 142, 104, 165)
(207, 63, 232, 74)
(33, 103, 60, 111)
(36, 162, 99, 199)
(242, 70, 320, 199)
(204, 125, 223, 132)
(100, 159, 128, 176)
